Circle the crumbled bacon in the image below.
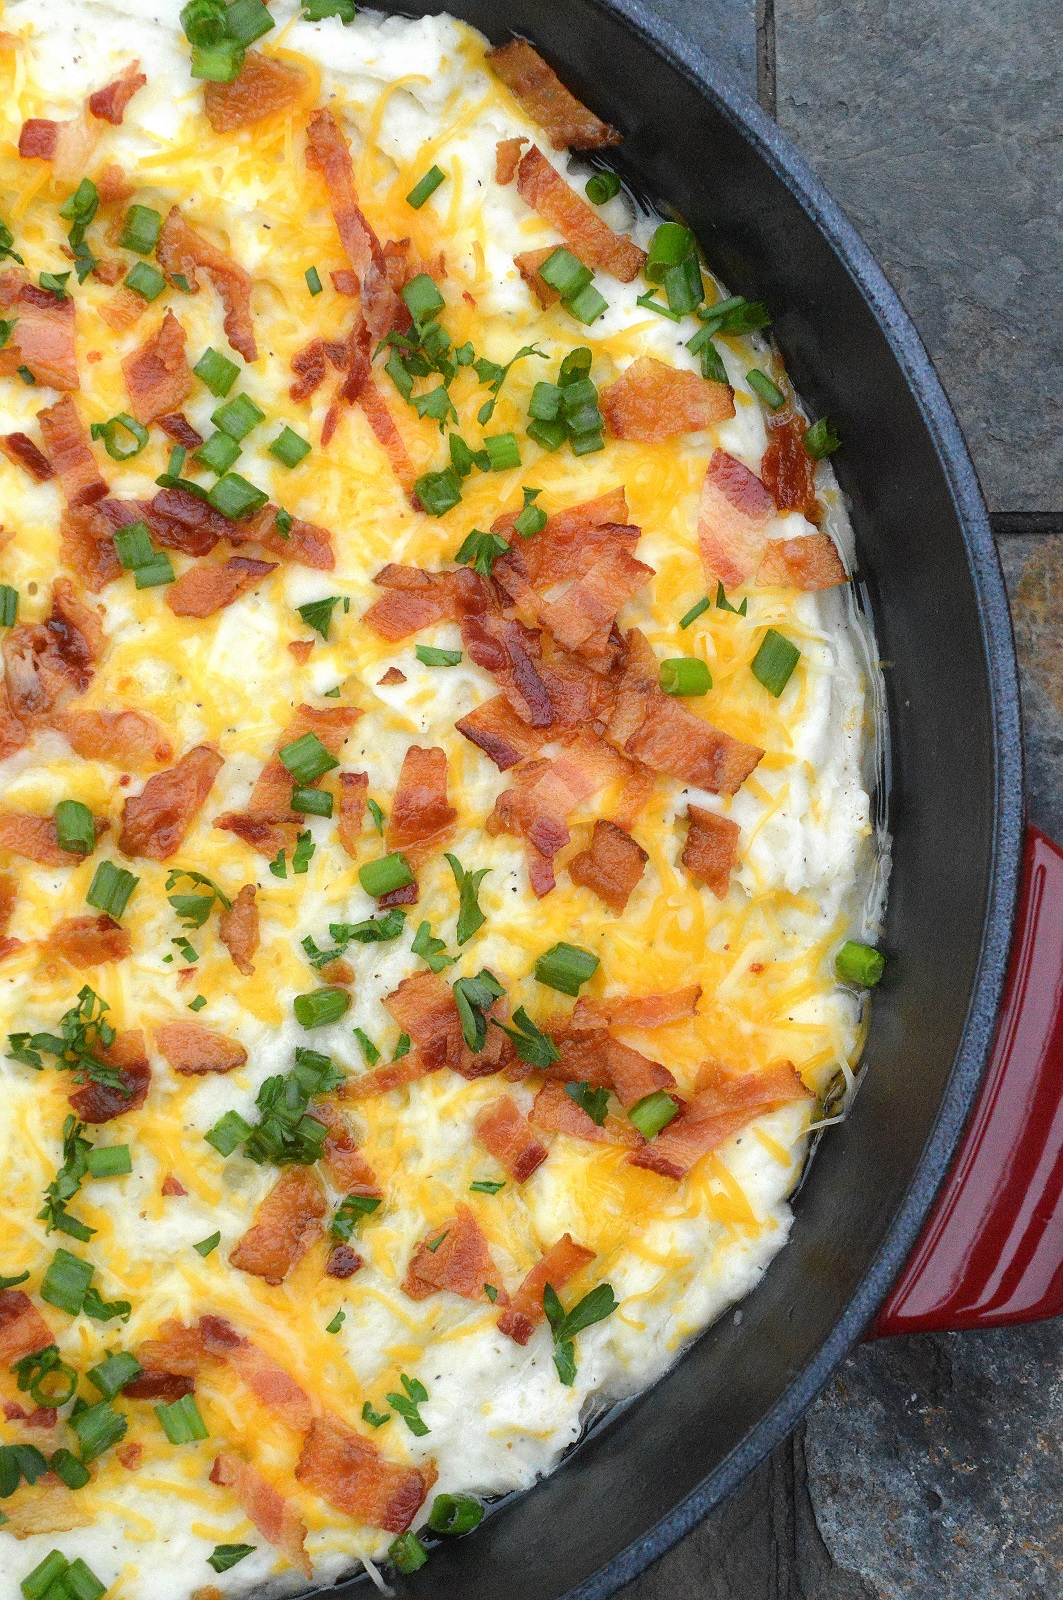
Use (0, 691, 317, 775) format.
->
(757, 533, 847, 590)
(96, 162, 132, 203)
(487, 736, 609, 895)
(143, 486, 230, 556)
(455, 693, 549, 771)
(697, 448, 776, 588)
(602, 1038, 675, 1107)
(496, 1235, 595, 1345)
(0, 432, 53, 482)
(383, 970, 464, 1074)
(363, 567, 460, 641)
(495, 136, 528, 185)
(760, 411, 818, 518)
(157, 207, 256, 362)
(18, 120, 59, 159)
(572, 986, 702, 1030)
(69, 1029, 150, 1120)
(378, 667, 405, 686)
(682, 805, 740, 897)
(161, 1173, 187, 1198)
(219, 883, 258, 975)
(516, 147, 645, 281)
(600, 356, 734, 441)
(568, 818, 647, 912)
(59, 505, 122, 592)
(289, 337, 347, 403)
(530, 1079, 640, 1148)
(0, 811, 105, 865)
(403, 1203, 501, 1302)
(235, 506, 335, 571)
(357, 379, 417, 499)
(462, 613, 555, 726)
(88, 60, 145, 124)
(474, 1095, 549, 1182)
(487, 41, 621, 150)
(343, 1053, 435, 1100)
(305, 109, 405, 338)
(135, 1319, 211, 1380)
(337, 771, 368, 857)
(166, 556, 277, 618)
(57, 707, 174, 770)
(118, 744, 222, 860)
(215, 705, 355, 857)
(295, 1414, 435, 1533)
(38, 396, 106, 505)
(156, 1020, 248, 1075)
(210, 1452, 311, 1578)
(157, 412, 203, 449)
(98, 285, 146, 334)
(537, 548, 652, 665)
(123, 1369, 194, 1401)
(0, 1290, 52, 1366)
(229, 1167, 327, 1285)
(0, 278, 79, 390)
(198, 1315, 316, 1432)
(288, 640, 314, 663)
(0, 872, 22, 961)
(326, 1244, 364, 1279)
(0, 689, 24, 764)
(43, 914, 130, 972)
(495, 487, 630, 591)
(629, 1061, 811, 1179)
(386, 745, 456, 868)
(513, 245, 560, 307)
(3, 578, 103, 725)
(203, 51, 306, 133)
(90, 257, 125, 286)
(122, 310, 192, 426)
(313, 1102, 379, 1196)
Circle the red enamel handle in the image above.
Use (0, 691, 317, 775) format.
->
(870, 825, 1063, 1337)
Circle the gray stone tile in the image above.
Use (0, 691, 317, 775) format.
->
(773, 0, 1063, 515)
(999, 534, 1063, 842)
(645, 0, 758, 100)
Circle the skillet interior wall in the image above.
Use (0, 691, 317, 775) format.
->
(303, 1, 1016, 1594)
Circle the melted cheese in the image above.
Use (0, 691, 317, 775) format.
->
(0, 3, 884, 1596)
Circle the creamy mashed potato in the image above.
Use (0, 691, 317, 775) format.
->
(0, 3, 884, 1596)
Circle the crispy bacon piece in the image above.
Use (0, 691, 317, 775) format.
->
(516, 147, 645, 281)
(363, 566, 463, 641)
(122, 310, 192, 426)
(320, 317, 372, 449)
(98, 286, 145, 334)
(1, 280, 79, 390)
(57, 707, 173, 771)
(331, 269, 358, 296)
(160, 1173, 187, 1198)
(572, 986, 701, 1030)
(158, 412, 203, 449)
(0, 432, 53, 481)
(326, 1244, 363, 1278)
(497, 1235, 595, 1345)
(166, 556, 277, 618)
(513, 245, 559, 307)
(0, 812, 105, 866)
(219, 883, 258, 975)
(537, 548, 653, 665)
(462, 612, 556, 726)
(19, 119, 59, 159)
(378, 667, 405, 686)
(123, 1369, 194, 1400)
(313, 1102, 379, 1196)
(3, 578, 103, 726)
(697, 448, 776, 589)
(682, 805, 740, 897)
(157, 207, 256, 362)
(488, 736, 609, 895)
(0, 872, 22, 961)
(757, 533, 847, 590)
(630, 1062, 811, 1179)
(488, 41, 621, 150)
(215, 705, 355, 857)
(305, 108, 405, 339)
(135, 1319, 211, 1380)
(495, 136, 528, 184)
(119, 744, 222, 860)
(156, 1020, 247, 1075)
(343, 1053, 435, 1100)
(495, 487, 630, 592)
(88, 60, 145, 124)
(44, 914, 131, 972)
(90, 257, 125, 287)
(602, 1038, 675, 1107)
(203, 51, 306, 133)
(530, 1079, 640, 1148)
(600, 356, 735, 441)
(210, 1452, 311, 1578)
(474, 1095, 549, 1182)
(337, 771, 368, 857)
(455, 693, 549, 771)
(59, 504, 122, 592)
(199, 1315, 316, 1431)
(296, 1414, 435, 1533)
(568, 819, 647, 912)
(96, 162, 132, 203)
(358, 379, 417, 498)
(403, 1203, 501, 1302)
(143, 485, 229, 556)
(289, 336, 347, 403)
(69, 1029, 150, 1121)
(234, 505, 335, 571)
(38, 397, 106, 505)
(229, 1167, 327, 1285)
(0, 1290, 52, 1365)
(383, 969, 464, 1074)
(386, 745, 456, 867)
(760, 411, 818, 517)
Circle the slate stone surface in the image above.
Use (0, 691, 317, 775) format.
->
(638, 0, 758, 97)
(772, 0, 1063, 516)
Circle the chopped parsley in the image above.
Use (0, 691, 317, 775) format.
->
(386, 1374, 429, 1436)
(452, 970, 505, 1052)
(206, 1047, 343, 1167)
(543, 1281, 619, 1385)
(445, 853, 488, 944)
(564, 1080, 610, 1126)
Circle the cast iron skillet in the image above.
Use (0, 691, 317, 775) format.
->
(320, 1, 1024, 1593)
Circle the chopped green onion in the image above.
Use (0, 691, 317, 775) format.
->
(407, 166, 446, 208)
(133, 553, 175, 590)
(17, 366, 36, 385)
(585, 170, 621, 205)
(16, 1347, 77, 1408)
(402, 273, 445, 324)
(48, 1448, 91, 1492)
(193, 346, 239, 397)
(413, 467, 462, 516)
(86, 860, 138, 918)
(0, 585, 18, 626)
(190, 38, 244, 83)
(534, 941, 599, 996)
(325, 1308, 345, 1334)
(835, 940, 885, 987)
(82, 1285, 130, 1324)
(660, 657, 711, 696)
(635, 291, 682, 323)
(125, 261, 166, 301)
(87, 1351, 142, 1399)
(746, 368, 785, 409)
(291, 785, 333, 817)
(0, 1271, 29, 1289)
(155, 1393, 208, 1444)
(804, 416, 841, 459)
(211, 393, 264, 440)
(527, 418, 566, 452)
(85, 1144, 131, 1178)
(415, 644, 462, 667)
(118, 204, 161, 255)
(194, 430, 241, 474)
(389, 1533, 428, 1573)
(93, 412, 148, 461)
(330, 1193, 380, 1241)
(207, 472, 267, 519)
(353, 1028, 380, 1067)
(528, 381, 561, 421)
(269, 426, 311, 467)
(513, 498, 546, 538)
(66, 1561, 108, 1600)
(208, 1545, 256, 1574)
(205, 1109, 252, 1156)
(751, 628, 800, 696)
(194, 1231, 221, 1257)
(429, 1492, 484, 1535)
(663, 254, 704, 316)
(566, 283, 608, 324)
(484, 432, 520, 471)
(362, 1400, 389, 1427)
(540, 247, 592, 298)
(54, 799, 96, 855)
(454, 526, 509, 574)
(697, 294, 772, 335)
(59, 177, 98, 227)
(41, 1247, 93, 1314)
(699, 339, 729, 384)
(645, 221, 695, 282)
(679, 595, 710, 629)
(716, 581, 748, 616)
(305, 265, 323, 295)
(274, 507, 293, 536)
(71, 1398, 127, 1462)
(21, 1552, 72, 1600)
(358, 853, 413, 898)
(279, 730, 339, 783)
(293, 987, 351, 1029)
(628, 1090, 680, 1139)
(225, 0, 275, 47)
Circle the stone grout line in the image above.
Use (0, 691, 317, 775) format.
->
(756, 0, 777, 116)
(990, 513, 1063, 537)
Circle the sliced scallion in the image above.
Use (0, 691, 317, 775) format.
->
(193, 346, 239, 397)
(279, 731, 339, 784)
(293, 987, 351, 1029)
(54, 799, 96, 855)
(751, 628, 800, 696)
(154, 1393, 208, 1444)
(628, 1090, 679, 1139)
(659, 657, 711, 696)
(358, 853, 413, 898)
(533, 941, 599, 997)
(835, 940, 885, 987)
(86, 860, 138, 918)
(407, 166, 446, 209)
